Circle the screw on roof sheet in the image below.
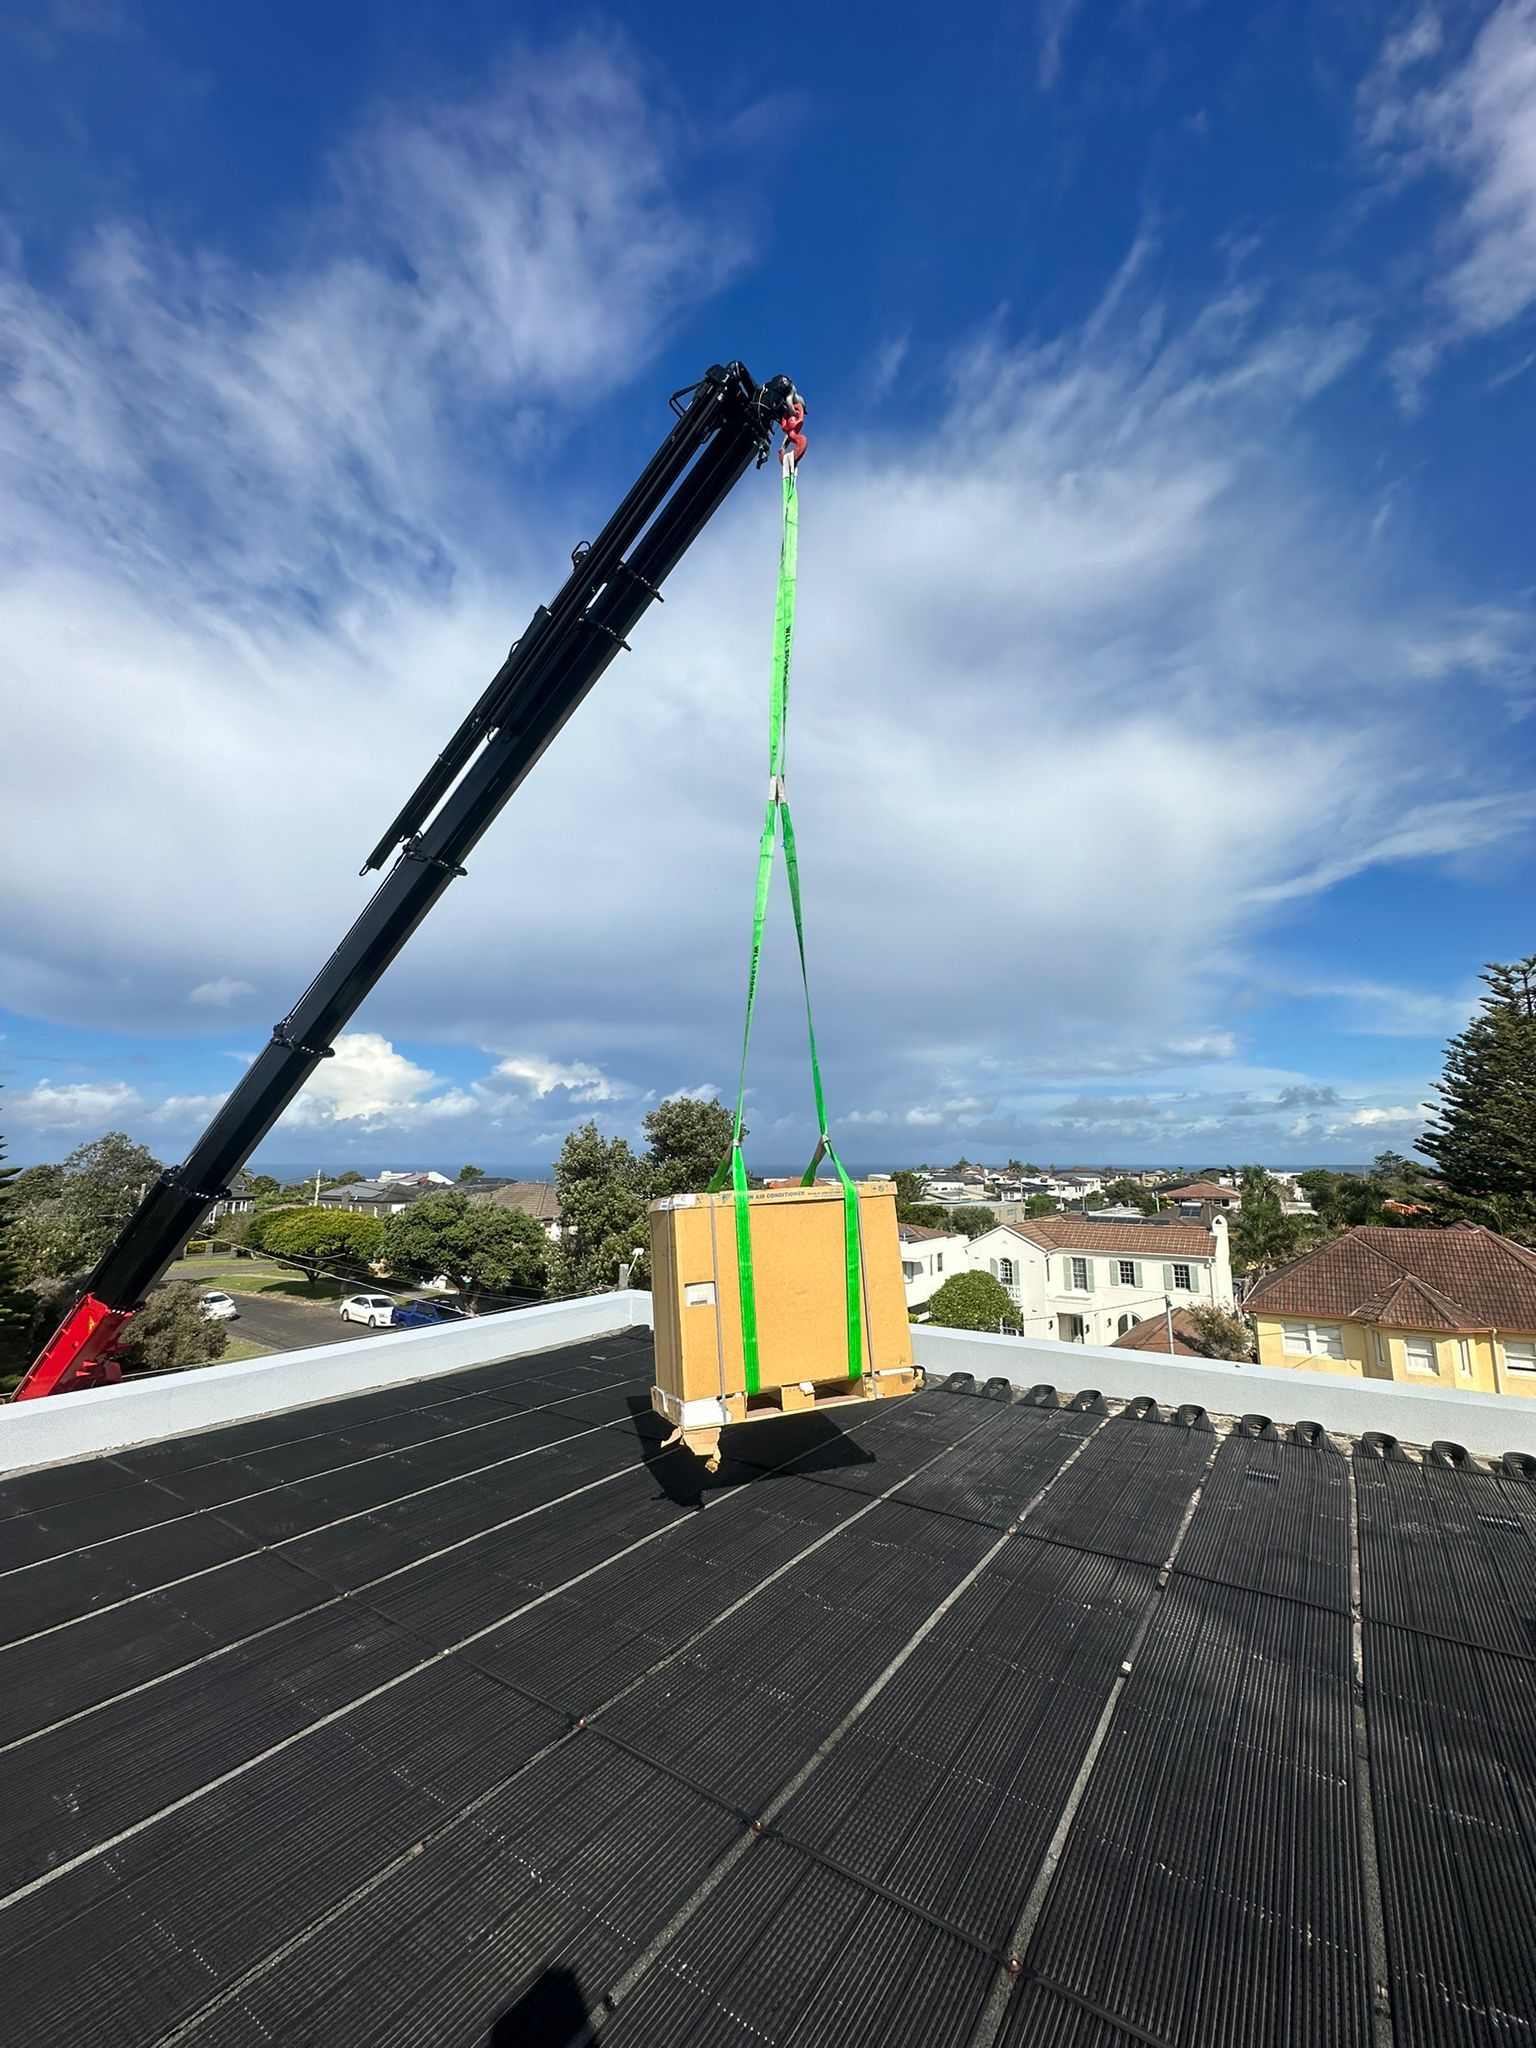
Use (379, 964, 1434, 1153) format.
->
(1122, 1394, 1161, 1423)
(1238, 1413, 1278, 1440)
(1501, 1450, 1536, 1482)
(1291, 1418, 1328, 1449)
(1068, 1388, 1107, 1413)
(1362, 1430, 1408, 1459)
(1006, 1958, 1022, 1977)
(1173, 1402, 1213, 1431)
(1025, 1383, 1060, 1408)
(982, 1376, 1016, 1402)
(1428, 1439, 1469, 1467)
(942, 1372, 976, 1394)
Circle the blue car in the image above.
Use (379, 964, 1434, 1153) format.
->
(391, 1298, 469, 1328)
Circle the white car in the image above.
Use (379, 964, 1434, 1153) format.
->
(199, 1291, 239, 1322)
(339, 1294, 398, 1329)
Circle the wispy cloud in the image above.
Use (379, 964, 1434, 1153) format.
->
(1364, 0, 1536, 398)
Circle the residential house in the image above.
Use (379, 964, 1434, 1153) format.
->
(467, 1179, 563, 1241)
(313, 1178, 422, 1218)
(377, 1169, 453, 1188)
(964, 1215, 1234, 1344)
(1156, 1181, 1241, 1213)
(898, 1223, 966, 1310)
(1244, 1221, 1536, 1397)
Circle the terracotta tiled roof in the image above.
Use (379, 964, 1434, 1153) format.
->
(1157, 1182, 1237, 1201)
(996, 1218, 1215, 1258)
(1111, 1308, 1205, 1356)
(1244, 1222, 1536, 1333)
(898, 1222, 951, 1243)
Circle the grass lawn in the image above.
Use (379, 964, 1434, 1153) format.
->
(166, 1256, 362, 1305)
(216, 1336, 276, 1363)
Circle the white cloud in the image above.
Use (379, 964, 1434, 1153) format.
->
(1293, 977, 1476, 1037)
(190, 978, 255, 1007)
(4, 1078, 143, 1129)
(1346, 1103, 1428, 1128)
(279, 1032, 477, 1130)
(489, 1054, 619, 1101)
(1365, 0, 1536, 393)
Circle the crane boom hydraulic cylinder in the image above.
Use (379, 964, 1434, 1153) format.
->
(14, 363, 800, 1401)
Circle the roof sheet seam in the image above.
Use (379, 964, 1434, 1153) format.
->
(969, 1426, 1226, 2048)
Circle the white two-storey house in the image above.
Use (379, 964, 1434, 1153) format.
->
(965, 1215, 1234, 1344)
(898, 1223, 968, 1309)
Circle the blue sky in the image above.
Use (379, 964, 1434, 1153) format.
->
(2, 0, 1534, 1171)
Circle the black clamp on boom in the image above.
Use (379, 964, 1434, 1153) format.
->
(271, 1025, 336, 1060)
(402, 838, 468, 878)
(161, 1166, 234, 1206)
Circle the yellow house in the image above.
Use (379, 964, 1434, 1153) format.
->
(1245, 1221, 1536, 1398)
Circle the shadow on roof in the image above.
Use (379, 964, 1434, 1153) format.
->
(488, 1963, 590, 2046)
(623, 1394, 877, 1509)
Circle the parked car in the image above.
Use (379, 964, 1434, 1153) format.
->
(339, 1293, 399, 1329)
(391, 1299, 470, 1329)
(199, 1291, 239, 1322)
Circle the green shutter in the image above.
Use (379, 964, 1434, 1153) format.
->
(1081, 1257, 1094, 1291)
(1162, 1263, 1175, 1290)
(1134, 1261, 1143, 1289)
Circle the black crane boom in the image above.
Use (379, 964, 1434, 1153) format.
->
(16, 362, 796, 1399)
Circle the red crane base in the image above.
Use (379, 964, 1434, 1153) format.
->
(11, 1295, 132, 1401)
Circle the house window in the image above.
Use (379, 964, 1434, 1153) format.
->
(1172, 1263, 1192, 1291)
(1070, 1256, 1089, 1291)
(936, 1252, 943, 1274)
(1404, 1336, 1438, 1378)
(902, 1262, 921, 1283)
(1280, 1320, 1345, 1360)
(999, 1256, 1015, 1287)
(1117, 1313, 1134, 1335)
(1504, 1339, 1536, 1375)
(1457, 1339, 1472, 1379)
(1374, 1330, 1388, 1371)
(1118, 1260, 1136, 1286)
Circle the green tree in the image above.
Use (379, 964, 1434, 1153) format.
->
(246, 1175, 280, 1199)
(892, 1169, 927, 1212)
(260, 1208, 384, 1282)
(118, 1283, 229, 1376)
(5, 1132, 163, 1284)
(551, 1122, 649, 1294)
(1024, 1193, 1059, 1217)
(1420, 955, 1536, 1246)
(901, 1203, 954, 1231)
(947, 1206, 998, 1239)
(1098, 1177, 1157, 1214)
(641, 1096, 737, 1200)
(381, 1192, 546, 1308)
(925, 1270, 1021, 1332)
(1231, 1167, 1309, 1276)
(244, 1205, 307, 1253)
(1182, 1304, 1256, 1361)
(457, 1164, 486, 1182)
(325, 1170, 366, 1188)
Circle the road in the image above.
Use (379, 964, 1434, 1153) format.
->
(209, 1292, 393, 1355)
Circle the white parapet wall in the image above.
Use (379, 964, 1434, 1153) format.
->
(0, 1291, 656, 1476)
(909, 1325, 1536, 1459)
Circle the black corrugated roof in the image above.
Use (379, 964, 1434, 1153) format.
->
(0, 1334, 1533, 2045)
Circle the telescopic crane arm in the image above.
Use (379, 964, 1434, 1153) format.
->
(14, 363, 801, 1401)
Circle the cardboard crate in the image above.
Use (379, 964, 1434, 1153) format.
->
(648, 1180, 920, 1467)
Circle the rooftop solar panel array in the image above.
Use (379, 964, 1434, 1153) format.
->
(0, 1331, 1532, 2046)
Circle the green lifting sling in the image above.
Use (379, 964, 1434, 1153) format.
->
(707, 468, 864, 1397)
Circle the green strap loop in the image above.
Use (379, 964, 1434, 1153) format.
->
(710, 470, 863, 1397)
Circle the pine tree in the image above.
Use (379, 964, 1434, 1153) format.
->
(1420, 955, 1536, 1247)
